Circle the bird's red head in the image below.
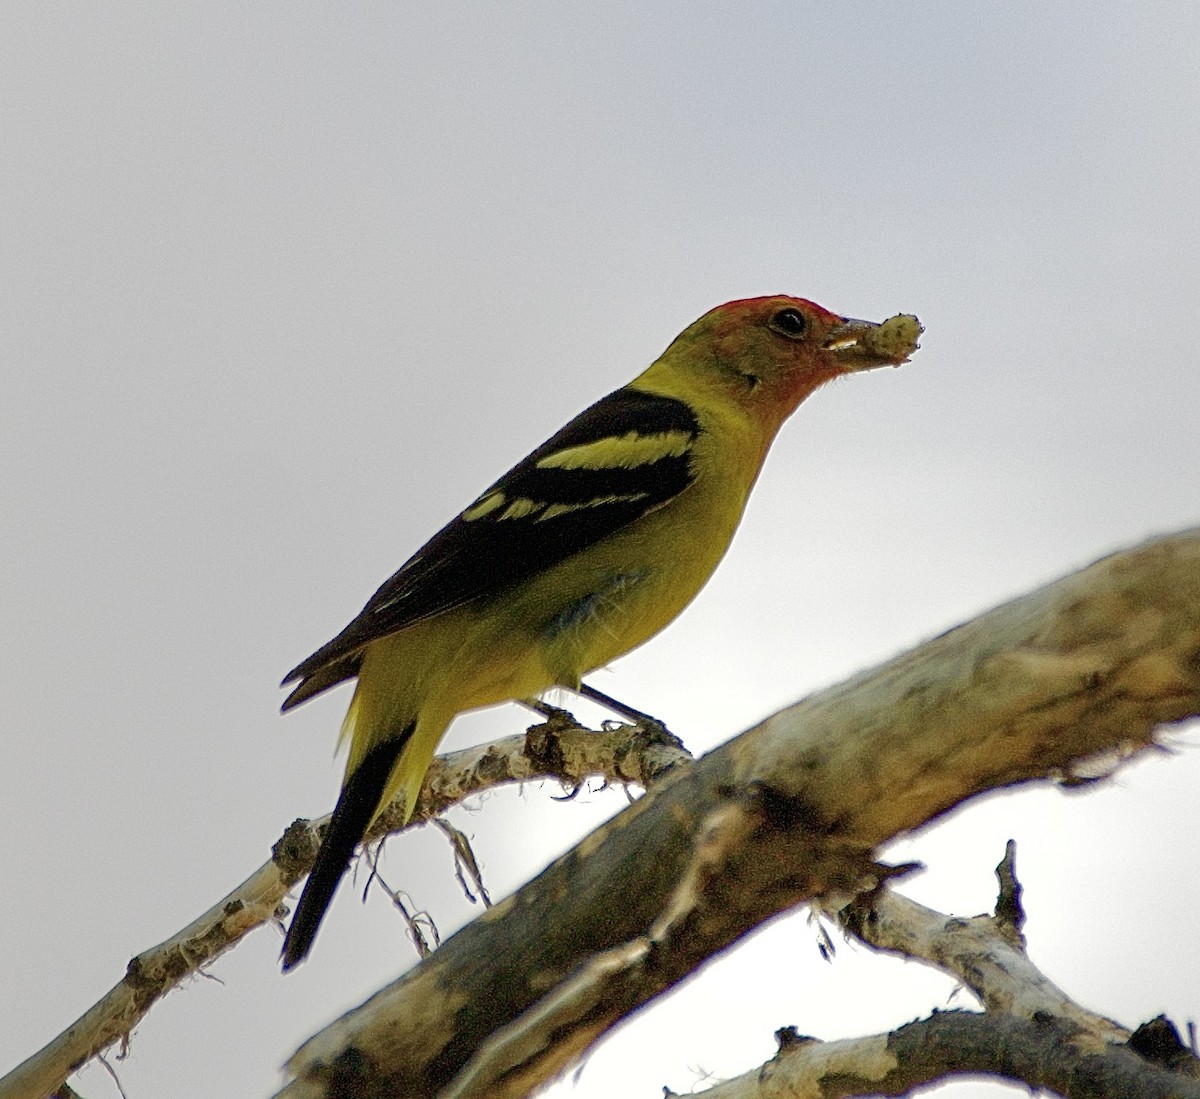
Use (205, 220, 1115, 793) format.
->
(643, 295, 920, 434)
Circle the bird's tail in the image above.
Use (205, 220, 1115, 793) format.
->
(281, 724, 414, 970)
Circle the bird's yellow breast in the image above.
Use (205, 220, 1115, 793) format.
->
(471, 410, 766, 697)
(350, 400, 768, 753)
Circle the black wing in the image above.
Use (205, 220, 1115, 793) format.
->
(281, 387, 700, 709)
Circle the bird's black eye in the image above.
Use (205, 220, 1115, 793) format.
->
(770, 308, 807, 338)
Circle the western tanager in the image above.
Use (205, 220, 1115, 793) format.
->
(280, 295, 921, 969)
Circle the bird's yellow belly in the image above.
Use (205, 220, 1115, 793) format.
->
(452, 486, 746, 709)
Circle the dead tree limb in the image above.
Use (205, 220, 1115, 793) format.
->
(692, 846, 1200, 1098)
(278, 527, 1200, 1099)
(696, 1010, 1200, 1099)
(0, 722, 689, 1099)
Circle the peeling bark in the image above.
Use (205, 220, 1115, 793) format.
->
(0, 723, 688, 1099)
(278, 527, 1200, 1099)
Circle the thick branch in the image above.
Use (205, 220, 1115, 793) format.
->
(0, 721, 687, 1099)
(278, 527, 1200, 1099)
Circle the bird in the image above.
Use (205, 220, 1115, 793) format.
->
(279, 295, 920, 969)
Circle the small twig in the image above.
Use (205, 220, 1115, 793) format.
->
(434, 819, 492, 908)
(362, 846, 439, 958)
(96, 1055, 128, 1099)
(806, 909, 837, 962)
(993, 838, 1026, 936)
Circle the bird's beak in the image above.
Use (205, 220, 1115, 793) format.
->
(824, 314, 923, 372)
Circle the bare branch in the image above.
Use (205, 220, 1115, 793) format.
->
(836, 889, 1127, 1046)
(694, 849, 1200, 1098)
(694, 1011, 1200, 1099)
(277, 527, 1200, 1099)
(0, 719, 687, 1099)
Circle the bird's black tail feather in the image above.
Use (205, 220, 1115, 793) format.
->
(281, 727, 414, 970)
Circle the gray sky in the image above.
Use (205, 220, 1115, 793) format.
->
(3, 4, 1198, 1097)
